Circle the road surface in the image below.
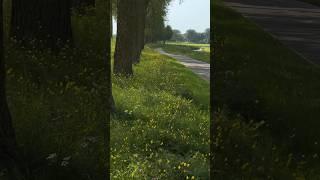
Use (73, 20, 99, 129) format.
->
(156, 48, 210, 81)
(224, 0, 320, 65)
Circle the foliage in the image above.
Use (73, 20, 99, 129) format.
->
(171, 29, 185, 42)
(163, 25, 173, 43)
(145, 0, 172, 43)
(183, 29, 209, 44)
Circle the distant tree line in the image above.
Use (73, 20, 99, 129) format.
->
(171, 28, 210, 44)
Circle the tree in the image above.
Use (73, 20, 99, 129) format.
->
(145, 0, 170, 43)
(0, 0, 24, 178)
(204, 28, 210, 43)
(72, 0, 95, 15)
(114, 0, 172, 75)
(11, 0, 73, 49)
(113, 0, 137, 76)
(73, 0, 95, 7)
(185, 29, 199, 43)
(171, 29, 184, 42)
(162, 25, 173, 44)
(132, 0, 151, 64)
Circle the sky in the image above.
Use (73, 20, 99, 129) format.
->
(113, 0, 210, 34)
(166, 0, 210, 33)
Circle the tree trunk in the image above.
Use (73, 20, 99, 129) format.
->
(0, 0, 24, 179)
(114, 0, 137, 76)
(72, 0, 95, 15)
(132, 0, 149, 64)
(73, 0, 95, 7)
(11, 0, 73, 50)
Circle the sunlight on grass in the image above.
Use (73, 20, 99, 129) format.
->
(151, 42, 210, 63)
(111, 47, 210, 179)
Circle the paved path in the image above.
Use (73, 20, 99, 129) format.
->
(224, 0, 320, 65)
(155, 48, 210, 81)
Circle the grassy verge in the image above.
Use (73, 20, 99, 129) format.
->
(299, 0, 320, 6)
(151, 42, 210, 63)
(111, 46, 210, 179)
(212, 1, 320, 178)
(5, 2, 108, 179)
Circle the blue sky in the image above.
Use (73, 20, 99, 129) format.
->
(113, 0, 210, 34)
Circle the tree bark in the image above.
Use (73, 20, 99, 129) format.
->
(0, 0, 24, 179)
(73, 0, 95, 7)
(132, 0, 149, 64)
(113, 0, 137, 76)
(11, 0, 73, 49)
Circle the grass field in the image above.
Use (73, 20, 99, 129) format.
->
(212, 1, 320, 178)
(111, 45, 210, 179)
(152, 42, 210, 63)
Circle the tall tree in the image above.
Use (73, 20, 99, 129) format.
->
(73, 0, 95, 8)
(205, 28, 210, 43)
(162, 25, 173, 44)
(114, 0, 172, 75)
(72, 0, 95, 15)
(132, 0, 150, 64)
(0, 0, 24, 179)
(171, 29, 184, 42)
(185, 29, 199, 43)
(113, 0, 137, 76)
(11, 0, 73, 49)
(144, 0, 173, 43)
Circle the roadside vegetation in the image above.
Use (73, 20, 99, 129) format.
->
(3, 1, 109, 179)
(111, 45, 210, 179)
(300, 0, 320, 6)
(213, 1, 320, 178)
(152, 42, 210, 63)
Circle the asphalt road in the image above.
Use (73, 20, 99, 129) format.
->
(224, 0, 320, 65)
(156, 48, 210, 81)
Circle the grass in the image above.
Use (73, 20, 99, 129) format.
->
(299, 0, 320, 6)
(152, 42, 210, 63)
(4, 1, 108, 179)
(111, 45, 210, 179)
(212, 1, 320, 178)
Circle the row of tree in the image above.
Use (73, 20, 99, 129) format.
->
(171, 28, 210, 43)
(113, 0, 173, 76)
